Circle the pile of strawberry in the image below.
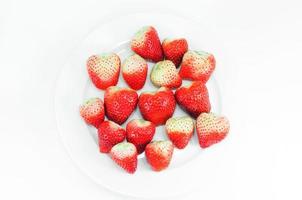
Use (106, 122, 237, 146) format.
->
(80, 26, 230, 173)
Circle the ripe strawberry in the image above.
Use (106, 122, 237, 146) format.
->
(79, 98, 105, 128)
(104, 86, 138, 125)
(131, 26, 164, 62)
(162, 38, 188, 67)
(145, 140, 174, 171)
(138, 87, 176, 126)
(122, 54, 148, 90)
(110, 142, 138, 174)
(98, 121, 126, 153)
(179, 50, 215, 83)
(150, 60, 182, 89)
(126, 119, 156, 154)
(175, 81, 211, 118)
(165, 116, 194, 149)
(87, 53, 121, 90)
(196, 113, 230, 148)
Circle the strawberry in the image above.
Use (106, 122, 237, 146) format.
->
(138, 87, 176, 126)
(175, 81, 211, 118)
(110, 142, 138, 174)
(145, 140, 174, 171)
(122, 54, 148, 90)
(87, 53, 121, 90)
(179, 50, 215, 83)
(98, 121, 126, 153)
(79, 98, 105, 128)
(150, 60, 182, 89)
(131, 26, 164, 62)
(196, 113, 230, 148)
(104, 86, 138, 125)
(162, 38, 188, 67)
(165, 116, 194, 149)
(126, 119, 156, 154)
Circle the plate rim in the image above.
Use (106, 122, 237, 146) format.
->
(54, 9, 230, 199)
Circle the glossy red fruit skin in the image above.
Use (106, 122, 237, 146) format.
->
(198, 133, 227, 148)
(126, 119, 156, 154)
(131, 26, 164, 62)
(123, 72, 147, 90)
(179, 51, 215, 83)
(175, 81, 211, 118)
(79, 98, 105, 128)
(145, 141, 174, 171)
(104, 87, 138, 125)
(86, 54, 121, 90)
(98, 121, 126, 153)
(167, 131, 192, 149)
(138, 88, 176, 126)
(162, 38, 188, 67)
(110, 143, 137, 174)
(122, 54, 148, 90)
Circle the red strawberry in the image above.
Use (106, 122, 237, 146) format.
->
(131, 26, 164, 62)
(162, 38, 188, 67)
(145, 140, 174, 171)
(165, 116, 194, 149)
(175, 81, 211, 118)
(110, 142, 137, 174)
(138, 87, 176, 126)
(79, 98, 104, 128)
(150, 60, 182, 89)
(126, 119, 156, 154)
(196, 113, 230, 148)
(98, 121, 126, 153)
(179, 50, 215, 83)
(87, 53, 120, 90)
(122, 54, 148, 90)
(104, 86, 138, 125)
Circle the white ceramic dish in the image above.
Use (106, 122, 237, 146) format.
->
(55, 12, 229, 198)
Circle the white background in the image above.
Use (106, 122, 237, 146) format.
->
(0, 0, 302, 199)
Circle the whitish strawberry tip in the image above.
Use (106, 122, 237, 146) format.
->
(83, 97, 99, 105)
(108, 120, 122, 129)
(166, 116, 194, 133)
(193, 50, 210, 57)
(151, 140, 172, 147)
(163, 38, 185, 44)
(111, 142, 136, 158)
(112, 142, 135, 151)
(158, 87, 169, 92)
(134, 26, 152, 38)
(136, 119, 151, 126)
(181, 81, 195, 89)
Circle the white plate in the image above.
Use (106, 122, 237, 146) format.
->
(55, 12, 229, 198)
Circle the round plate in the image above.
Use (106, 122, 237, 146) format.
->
(55, 12, 229, 198)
